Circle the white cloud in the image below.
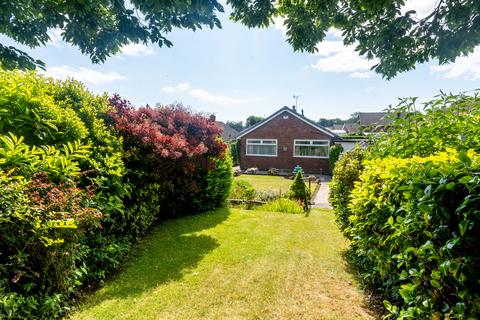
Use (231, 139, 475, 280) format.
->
(402, 0, 437, 19)
(430, 46, 480, 80)
(161, 83, 263, 105)
(349, 71, 374, 79)
(273, 17, 375, 78)
(309, 40, 378, 77)
(120, 43, 154, 56)
(161, 83, 191, 93)
(42, 65, 126, 84)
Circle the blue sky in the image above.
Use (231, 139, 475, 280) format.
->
(5, 1, 480, 122)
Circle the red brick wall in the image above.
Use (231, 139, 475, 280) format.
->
(239, 110, 332, 174)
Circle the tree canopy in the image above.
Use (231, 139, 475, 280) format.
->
(2, 0, 479, 78)
(0, 0, 224, 70)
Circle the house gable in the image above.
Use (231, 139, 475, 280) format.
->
(239, 108, 336, 174)
(236, 107, 338, 140)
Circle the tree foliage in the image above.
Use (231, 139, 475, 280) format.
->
(226, 120, 244, 132)
(2, 1, 479, 78)
(245, 115, 264, 128)
(369, 91, 480, 158)
(0, 0, 224, 70)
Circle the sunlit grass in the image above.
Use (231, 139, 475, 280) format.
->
(234, 174, 318, 194)
(72, 208, 374, 320)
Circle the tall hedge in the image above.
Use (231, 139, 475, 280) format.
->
(347, 150, 480, 318)
(0, 71, 233, 319)
(329, 145, 364, 234)
(0, 71, 130, 319)
(108, 95, 231, 227)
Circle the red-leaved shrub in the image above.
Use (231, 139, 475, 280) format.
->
(107, 95, 231, 230)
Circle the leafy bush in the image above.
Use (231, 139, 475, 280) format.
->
(369, 91, 480, 158)
(0, 71, 130, 319)
(108, 95, 230, 221)
(258, 198, 304, 214)
(0, 158, 102, 318)
(230, 180, 256, 200)
(0, 71, 87, 146)
(329, 145, 364, 235)
(228, 140, 240, 166)
(328, 144, 343, 173)
(288, 172, 310, 211)
(347, 149, 480, 319)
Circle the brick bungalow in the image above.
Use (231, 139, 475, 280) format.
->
(236, 106, 341, 174)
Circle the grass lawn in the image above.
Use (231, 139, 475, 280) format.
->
(234, 174, 318, 194)
(72, 208, 373, 320)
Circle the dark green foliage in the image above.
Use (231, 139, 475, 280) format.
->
(329, 146, 364, 234)
(0, 71, 129, 319)
(348, 151, 480, 319)
(3, 1, 479, 79)
(0, 165, 102, 319)
(228, 139, 241, 166)
(289, 172, 310, 211)
(245, 115, 264, 127)
(0, 0, 224, 70)
(229, 0, 480, 78)
(225, 120, 244, 132)
(0, 71, 232, 319)
(328, 144, 343, 174)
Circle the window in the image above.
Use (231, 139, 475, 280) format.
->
(246, 139, 277, 156)
(294, 140, 329, 158)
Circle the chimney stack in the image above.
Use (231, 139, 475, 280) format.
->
(292, 105, 297, 113)
(301, 109, 304, 116)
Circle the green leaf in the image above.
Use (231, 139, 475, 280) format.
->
(458, 151, 471, 167)
(458, 176, 473, 184)
(446, 181, 456, 190)
(458, 220, 468, 236)
(430, 279, 441, 288)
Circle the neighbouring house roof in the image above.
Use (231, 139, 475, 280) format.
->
(216, 121, 239, 141)
(358, 112, 389, 126)
(342, 122, 359, 133)
(236, 106, 340, 140)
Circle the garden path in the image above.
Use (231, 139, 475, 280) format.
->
(312, 180, 331, 209)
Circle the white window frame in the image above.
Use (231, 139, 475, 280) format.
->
(246, 139, 278, 157)
(293, 139, 330, 158)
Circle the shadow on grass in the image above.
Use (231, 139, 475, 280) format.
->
(82, 207, 231, 303)
(341, 249, 385, 319)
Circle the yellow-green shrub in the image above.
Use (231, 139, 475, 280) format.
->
(347, 149, 480, 319)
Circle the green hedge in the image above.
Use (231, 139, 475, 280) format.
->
(0, 71, 232, 319)
(329, 145, 364, 234)
(347, 150, 480, 318)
